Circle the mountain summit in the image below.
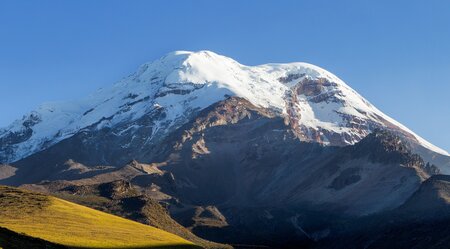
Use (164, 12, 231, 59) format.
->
(0, 50, 448, 172)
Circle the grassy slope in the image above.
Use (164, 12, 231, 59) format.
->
(55, 193, 229, 249)
(0, 186, 200, 248)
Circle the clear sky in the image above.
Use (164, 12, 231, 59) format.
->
(0, 0, 449, 152)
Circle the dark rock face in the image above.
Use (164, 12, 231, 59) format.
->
(329, 167, 361, 190)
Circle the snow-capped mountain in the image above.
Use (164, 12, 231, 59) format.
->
(0, 50, 448, 171)
(2, 51, 450, 247)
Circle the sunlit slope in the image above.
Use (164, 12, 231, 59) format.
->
(0, 186, 199, 248)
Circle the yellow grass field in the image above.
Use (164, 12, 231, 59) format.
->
(0, 186, 200, 248)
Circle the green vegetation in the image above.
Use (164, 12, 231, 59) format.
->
(0, 186, 200, 248)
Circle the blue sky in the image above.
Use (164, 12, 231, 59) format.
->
(0, 0, 449, 152)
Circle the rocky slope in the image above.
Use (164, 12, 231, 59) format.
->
(315, 175, 450, 249)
